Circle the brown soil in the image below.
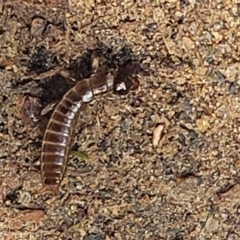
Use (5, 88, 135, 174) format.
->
(1, 1, 240, 239)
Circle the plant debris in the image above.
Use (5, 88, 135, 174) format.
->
(152, 124, 165, 148)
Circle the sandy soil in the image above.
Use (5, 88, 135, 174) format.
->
(1, 1, 240, 239)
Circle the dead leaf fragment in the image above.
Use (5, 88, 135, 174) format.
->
(182, 36, 195, 52)
(16, 209, 45, 224)
(205, 216, 219, 232)
(196, 117, 211, 133)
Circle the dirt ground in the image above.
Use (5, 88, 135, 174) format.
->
(1, 0, 240, 239)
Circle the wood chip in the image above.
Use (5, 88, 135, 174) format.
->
(152, 124, 165, 147)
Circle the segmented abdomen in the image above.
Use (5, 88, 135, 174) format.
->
(41, 95, 81, 186)
(40, 74, 113, 193)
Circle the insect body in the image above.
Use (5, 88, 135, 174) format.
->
(38, 62, 140, 194)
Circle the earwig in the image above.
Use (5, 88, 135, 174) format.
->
(37, 60, 141, 195)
